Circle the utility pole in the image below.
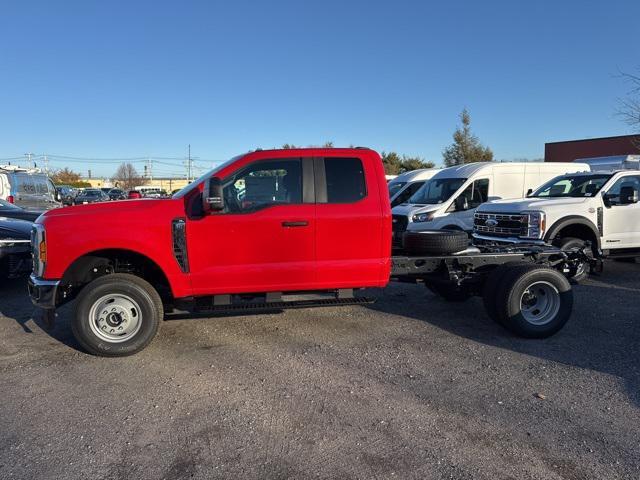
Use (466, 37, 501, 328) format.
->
(147, 157, 153, 182)
(44, 154, 49, 173)
(188, 144, 192, 182)
(24, 152, 33, 169)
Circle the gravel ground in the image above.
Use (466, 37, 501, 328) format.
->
(0, 261, 639, 480)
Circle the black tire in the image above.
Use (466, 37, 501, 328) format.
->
(494, 265, 573, 338)
(482, 262, 537, 324)
(403, 229, 469, 255)
(72, 273, 163, 357)
(553, 237, 591, 283)
(425, 282, 470, 302)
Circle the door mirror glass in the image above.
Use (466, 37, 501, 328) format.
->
(619, 185, 639, 205)
(203, 177, 224, 213)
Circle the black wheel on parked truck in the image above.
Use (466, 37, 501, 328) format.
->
(72, 273, 163, 357)
(553, 237, 592, 283)
(493, 265, 573, 338)
(403, 229, 468, 255)
(482, 262, 537, 324)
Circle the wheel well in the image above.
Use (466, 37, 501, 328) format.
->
(60, 249, 173, 304)
(553, 224, 599, 250)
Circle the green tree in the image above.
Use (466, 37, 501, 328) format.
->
(381, 151, 435, 175)
(442, 108, 493, 167)
(50, 167, 91, 187)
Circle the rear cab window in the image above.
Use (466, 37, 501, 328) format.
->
(323, 158, 366, 203)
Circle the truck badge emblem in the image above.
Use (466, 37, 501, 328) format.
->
(485, 219, 498, 227)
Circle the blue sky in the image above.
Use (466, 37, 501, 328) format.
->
(0, 0, 638, 177)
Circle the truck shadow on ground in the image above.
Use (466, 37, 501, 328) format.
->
(367, 261, 640, 408)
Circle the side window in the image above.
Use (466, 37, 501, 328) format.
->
(17, 175, 36, 194)
(223, 159, 302, 213)
(324, 158, 366, 203)
(458, 178, 489, 209)
(605, 175, 640, 205)
(391, 181, 424, 207)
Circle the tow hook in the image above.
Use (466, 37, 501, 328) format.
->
(41, 308, 56, 330)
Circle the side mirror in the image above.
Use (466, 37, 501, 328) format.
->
(203, 177, 225, 213)
(619, 185, 639, 205)
(454, 196, 469, 211)
(526, 188, 533, 197)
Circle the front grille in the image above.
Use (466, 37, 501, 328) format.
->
(474, 212, 527, 238)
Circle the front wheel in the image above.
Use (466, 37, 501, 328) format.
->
(554, 237, 591, 283)
(72, 273, 163, 357)
(494, 265, 573, 338)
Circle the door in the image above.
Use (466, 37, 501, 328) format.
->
(315, 156, 386, 288)
(601, 174, 640, 249)
(187, 158, 317, 296)
(446, 178, 490, 231)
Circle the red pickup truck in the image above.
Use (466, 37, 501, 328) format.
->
(29, 148, 592, 356)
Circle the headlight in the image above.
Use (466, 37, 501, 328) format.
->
(521, 211, 546, 239)
(412, 212, 435, 223)
(31, 225, 46, 276)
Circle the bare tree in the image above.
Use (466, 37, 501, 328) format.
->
(618, 70, 640, 132)
(112, 163, 145, 190)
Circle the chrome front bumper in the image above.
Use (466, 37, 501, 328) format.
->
(28, 273, 60, 309)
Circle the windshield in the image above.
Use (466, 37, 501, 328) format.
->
(531, 174, 612, 198)
(388, 182, 407, 197)
(172, 154, 244, 199)
(408, 178, 467, 205)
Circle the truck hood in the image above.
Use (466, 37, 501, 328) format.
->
(478, 197, 591, 213)
(0, 217, 33, 240)
(38, 198, 169, 221)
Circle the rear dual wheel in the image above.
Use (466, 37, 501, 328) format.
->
(483, 264, 573, 338)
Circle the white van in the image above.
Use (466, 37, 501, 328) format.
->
(392, 162, 589, 244)
(387, 169, 440, 208)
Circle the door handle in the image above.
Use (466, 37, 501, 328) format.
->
(282, 221, 309, 227)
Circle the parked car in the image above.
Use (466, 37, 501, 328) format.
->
(0, 198, 43, 222)
(0, 217, 32, 278)
(0, 165, 61, 210)
(474, 167, 640, 281)
(127, 190, 142, 199)
(56, 185, 77, 206)
(392, 161, 590, 246)
(28, 148, 593, 356)
(73, 188, 110, 205)
(108, 188, 126, 201)
(387, 168, 440, 208)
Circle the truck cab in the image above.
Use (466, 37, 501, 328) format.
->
(473, 169, 640, 277)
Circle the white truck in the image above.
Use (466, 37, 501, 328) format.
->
(473, 166, 640, 281)
(392, 161, 588, 246)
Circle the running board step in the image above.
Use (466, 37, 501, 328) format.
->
(193, 296, 375, 314)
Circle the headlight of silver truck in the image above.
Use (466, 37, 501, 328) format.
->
(31, 225, 46, 276)
(412, 212, 435, 223)
(521, 211, 545, 240)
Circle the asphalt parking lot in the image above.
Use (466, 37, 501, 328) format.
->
(1, 262, 639, 480)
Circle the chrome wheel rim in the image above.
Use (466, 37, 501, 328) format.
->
(519, 281, 560, 326)
(88, 294, 143, 343)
